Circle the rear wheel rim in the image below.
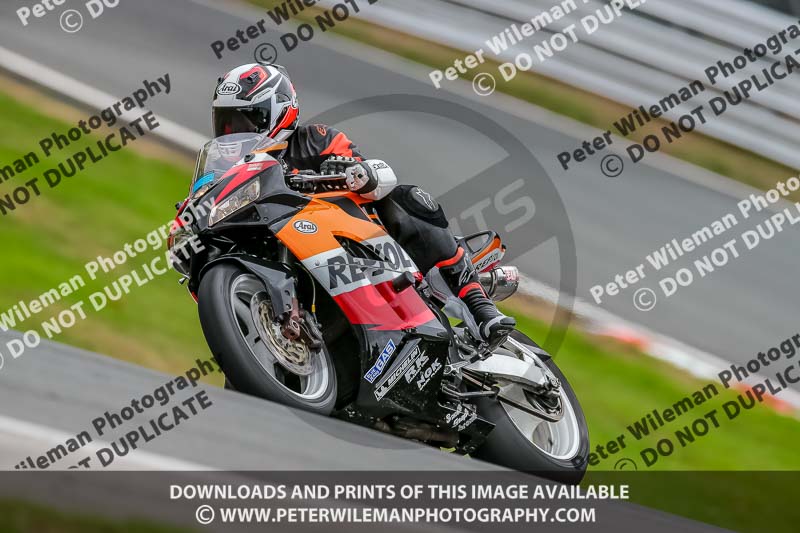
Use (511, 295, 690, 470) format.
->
(500, 384, 581, 461)
(228, 273, 331, 402)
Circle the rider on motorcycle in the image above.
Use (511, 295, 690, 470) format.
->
(209, 63, 515, 344)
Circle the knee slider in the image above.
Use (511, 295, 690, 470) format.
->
(390, 185, 449, 228)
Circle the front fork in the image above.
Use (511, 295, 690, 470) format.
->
(276, 243, 323, 350)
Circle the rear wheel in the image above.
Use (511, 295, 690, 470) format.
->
(198, 264, 337, 414)
(473, 332, 589, 484)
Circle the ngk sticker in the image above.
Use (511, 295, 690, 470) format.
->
(416, 359, 442, 391)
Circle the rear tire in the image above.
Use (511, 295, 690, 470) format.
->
(473, 332, 589, 484)
(198, 264, 337, 415)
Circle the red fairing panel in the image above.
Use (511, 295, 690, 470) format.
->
(215, 161, 277, 204)
(333, 280, 436, 331)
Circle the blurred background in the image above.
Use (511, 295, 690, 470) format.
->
(758, 0, 800, 15)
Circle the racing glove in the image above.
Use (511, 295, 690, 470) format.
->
(320, 155, 359, 175)
(344, 160, 397, 201)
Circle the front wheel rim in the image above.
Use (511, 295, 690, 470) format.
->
(228, 273, 331, 402)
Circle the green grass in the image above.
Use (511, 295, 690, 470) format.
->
(0, 90, 215, 379)
(0, 500, 190, 533)
(505, 305, 800, 532)
(507, 308, 800, 471)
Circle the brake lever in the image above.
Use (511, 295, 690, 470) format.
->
(287, 173, 347, 183)
(288, 173, 348, 193)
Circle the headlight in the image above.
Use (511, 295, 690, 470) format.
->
(208, 180, 260, 226)
(192, 182, 215, 200)
(191, 171, 216, 200)
(168, 227, 195, 277)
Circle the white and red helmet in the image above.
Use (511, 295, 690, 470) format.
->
(212, 64, 299, 141)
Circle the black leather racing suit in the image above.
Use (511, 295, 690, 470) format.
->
(281, 123, 514, 341)
(283, 124, 459, 273)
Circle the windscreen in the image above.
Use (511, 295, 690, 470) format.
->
(190, 132, 280, 194)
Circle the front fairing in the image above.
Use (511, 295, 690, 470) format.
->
(187, 159, 307, 235)
(176, 157, 467, 430)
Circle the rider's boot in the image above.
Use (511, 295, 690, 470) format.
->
(437, 247, 515, 345)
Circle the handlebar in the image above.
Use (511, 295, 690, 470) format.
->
(287, 173, 347, 185)
(287, 172, 348, 192)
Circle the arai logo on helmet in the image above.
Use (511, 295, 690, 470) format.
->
(293, 220, 317, 234)
(217, 82, 241, 96)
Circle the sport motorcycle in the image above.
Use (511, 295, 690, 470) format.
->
(168, 133, 589, 482)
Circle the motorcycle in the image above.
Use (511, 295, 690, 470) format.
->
(168, 132, 589, 482)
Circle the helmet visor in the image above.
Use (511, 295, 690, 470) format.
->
(213, 106, 272, 137)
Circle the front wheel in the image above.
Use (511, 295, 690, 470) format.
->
(472, 332, 589, 484)
(198, 264, 337, 415)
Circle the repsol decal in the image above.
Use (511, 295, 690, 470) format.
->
(374, 346, 423, 401)
(365, 240, 415, 271)
(327, 240, 414, 291)
(302, 236, 420, 297)
(474, 248, 504, 273)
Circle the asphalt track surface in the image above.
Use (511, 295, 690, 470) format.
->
(0, 330, 732, 532)
(0, 1, 782, 528)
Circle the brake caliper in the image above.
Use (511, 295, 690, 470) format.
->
(280, 298, 302, 341)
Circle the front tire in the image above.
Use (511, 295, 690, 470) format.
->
(473, 332, 589, 484)
(198, 264, 337, 415)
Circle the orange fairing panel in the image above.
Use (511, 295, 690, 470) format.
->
(276, 197, 387, 261)
(472, 236, 505, 273)
(276, 196, 436, 329)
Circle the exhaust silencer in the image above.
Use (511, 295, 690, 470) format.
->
(479, 266, 519, 302)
